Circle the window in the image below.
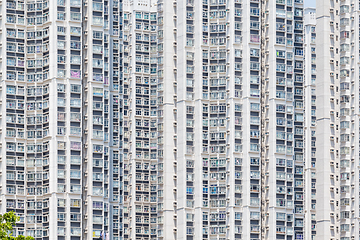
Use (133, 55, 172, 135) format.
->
(71, 84, 81, 93)
(57, 213, 66, 221)
(57, 227, 65, 236)
(70, 12, 81, 21)
(93, 16, 103, 25)
(93, 31, 103, 39)
(70, 27, 81, 35)
(70, 199, 81, 207)
(57, 12, 65, 20)
(57, 55, 65, 63)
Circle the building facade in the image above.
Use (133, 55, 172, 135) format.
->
(0, 0, 123, 239)
(2, 0, 350, 240)
(315, 0, 360, 239)
(122, 1, 159, 239)
(122, 0, 308, 239)
(304, 7, 317, 240)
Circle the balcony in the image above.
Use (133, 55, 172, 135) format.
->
(250, 116, 260, 125)
(68, 27, 80, 36)
(70, 0, 81, 6)
(93, 59, 104, 68)
(276, 23, 286, 31)
(250, 62, 260, 71)
(70, 228, 81, 236)
(93, 187, 103, 196)
(70, 99, 81, 107)
(250, 35, 260, 43)
(70, 56, 81, 65)
(70, 113, 81, 122)
(250, 89, 260, 98)
(250, 198, 260, 207)
(93, 130, 104, 140)
(250, 225, 260, 233)
(70, 12, 81, 21)
(70, 41, 81, 50)
(70, 127, 81, 136)
(93, 145, 103, 153)
(70, 156, 81, 165)
(276, 145, 286, 154)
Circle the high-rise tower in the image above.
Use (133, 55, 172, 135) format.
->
(121, 0, 308, 239)
(0, 0, 123, 239)
(0, 0, 328, 240)
(315, 0, 360, 239)
(304, 7, 317, 240)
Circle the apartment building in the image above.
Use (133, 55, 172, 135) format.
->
(122, 0, 178, 238)
(123, 0, 307, 239)
(0, 0, 321, 239)
(304, 7, 316, 240)
(122, 1, 159, 239)
(122, 0, 307, 239)
(315, 0, 360, 239)
(0, 0, 122, 239)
